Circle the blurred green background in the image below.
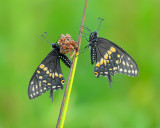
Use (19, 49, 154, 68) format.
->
(0, 0, 160, 128)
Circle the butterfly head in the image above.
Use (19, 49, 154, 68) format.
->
(52, 43, 60, 51)
(89, 31, 98, 42)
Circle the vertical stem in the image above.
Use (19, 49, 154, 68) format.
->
(56, 0, 88, 128)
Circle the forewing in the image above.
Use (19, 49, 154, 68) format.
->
(28, 50, 65, 100)
(94, 37, 139, 80)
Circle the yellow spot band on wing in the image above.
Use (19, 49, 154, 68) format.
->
(46, 70, 49, 74)
(117, 54, 120, 58)
(104, 53, 108, 59)
(39, 64, 44, 69)
(108, 50, 112, 55)
(52, 73, 55, 79)
(107, 60, 109, 63)
(49, 73, 52, 77)
(37, 70, 40, 74)
(110, 47, 116, 52)
(43, 67, 47, 71)
(59, 74, 63, 78)
(113, 67, 117, 70)
(96, 62, 100, 67)
(100, 58, 104, 65)
(104, 59, 107, 66)
(39, 76, 43, 79)
(55, 72, 58, 77)
(47, 83, 51, 85)
(116, 60, 119, 64)
(43, 80, 47, 83)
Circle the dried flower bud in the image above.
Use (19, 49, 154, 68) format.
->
(58, 34, 78, 58)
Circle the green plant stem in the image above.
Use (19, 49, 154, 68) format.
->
(56, 0, 88, 128)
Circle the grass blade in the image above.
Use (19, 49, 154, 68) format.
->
(56, 0, 88, 127)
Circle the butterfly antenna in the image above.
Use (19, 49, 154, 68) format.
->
(41, 32, 52, 45)
(97, 17, 104, 32)
(83, 25, 92, 33)
(82, 36, 89, 42)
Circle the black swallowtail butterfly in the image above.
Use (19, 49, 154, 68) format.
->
(28, 43, 71, 102)
(83, 23, 139, 87)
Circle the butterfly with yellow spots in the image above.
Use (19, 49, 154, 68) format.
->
(28, 43, 72, 102)
(83, 18, 139, 87)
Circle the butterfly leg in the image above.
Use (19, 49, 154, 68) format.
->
(83, 26, 92, 33)
(80, 30, 90, 35)
(49, 89, 54, 103)
(82, 36, 89, 42)
(77, 45, 89, 56)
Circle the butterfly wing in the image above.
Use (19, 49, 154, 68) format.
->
(92, 37, 139, 86)
(28, 50, 65, 101)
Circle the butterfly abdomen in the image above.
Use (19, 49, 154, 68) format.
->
(91, 45, 97, 65)
(60, 54, 72, 68)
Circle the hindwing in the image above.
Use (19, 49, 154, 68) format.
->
(28, 50, 66, 101)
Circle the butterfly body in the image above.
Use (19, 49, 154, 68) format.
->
(88, 31, 139, 87)
(28, 43, 71, 101)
